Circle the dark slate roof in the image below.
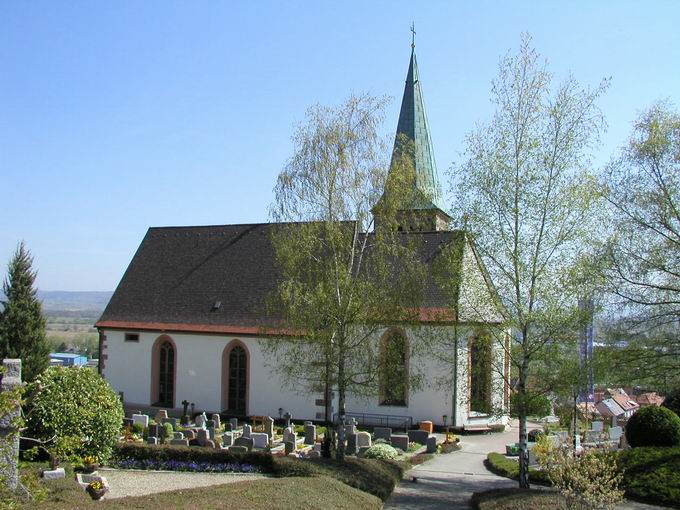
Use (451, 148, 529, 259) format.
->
(97, 222, 465, 332)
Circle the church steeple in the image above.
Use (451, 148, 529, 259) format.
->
(376, 34, 452, 232)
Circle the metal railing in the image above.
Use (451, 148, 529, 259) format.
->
(333, 411, 412, 431)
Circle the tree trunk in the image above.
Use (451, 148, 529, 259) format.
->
(336, 350, 346, 461)
(518, 361, 530, 489)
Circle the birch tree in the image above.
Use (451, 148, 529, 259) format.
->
(449, 35, 607, 488)
(265, 94, 427, 460)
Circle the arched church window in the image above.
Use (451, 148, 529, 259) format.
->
(379, 329, 408, 406)
(157, 340, 175, 407)
(222, 343, 248, 415)
(469, 333, 493, 414)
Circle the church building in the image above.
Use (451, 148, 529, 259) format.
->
(96, 43, 509, 430)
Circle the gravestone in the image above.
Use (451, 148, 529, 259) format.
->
(147, 437, 158, 445)
(207, 420, 216, 429)
(208, 428, 216, 440)
(585, 430, 601, 443)
(591, 421, 604, 432)
(390, 434, 409, 451)
(122, 417, 133, 428)
(283, 426, 296, 444)
(243, 423, 252, 438)
(304, 421, 313, 426)
(195, 413, 207, 429)
(228, 445, 248, 454)
(180, 415, 190, 427)
(285, 440, 295, 455)
(609, 426, 623, 441)
(407, 430, 429, 445)
(184, 429, 196, 440)
(229, 418, 238, 430)
(426, 436, 437, 453)
(344, 423, 356, 436)
(148, 423, 160, 438)
(234, 436, 254, 451)
(251, 432, 269, 449)
(374, 427, 392, 442)
(307, 450, 321, 458)
(204, 440, 216, 449)
(225, 422, 233, 432)
(182, 400, 190, 416)
(173, 431, 184, 440)
(154, 409, 169, 422)
(211, 414, 221, 429)
(132, 414, 149, 429)
(197, 429, 210, 446)
(170, 439, 189, 446)
(356, 431, 371, 449)
(0, 359, 22, 491)
(304, 424, 316, 445)
(264, 416, 274, 439)
(283, 412, 292, 428)
(221, 432, 234, 447)
(347, 433, 358, 455)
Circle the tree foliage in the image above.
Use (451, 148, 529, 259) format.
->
(26, 366, 124, 462)
(264, 94, 427, 460)
(599, 103, 680, 387)
(0, 242, 50, 383)
(449, 34, 607, 487)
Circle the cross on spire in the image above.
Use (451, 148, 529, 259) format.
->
(410, 22, 416, 48)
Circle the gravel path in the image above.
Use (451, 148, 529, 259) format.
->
(98, 469, 266, 499)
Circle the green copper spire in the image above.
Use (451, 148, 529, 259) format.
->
(390, 43, 447, 213)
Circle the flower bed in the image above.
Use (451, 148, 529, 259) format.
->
(112, 443, 274, 472)
(112, 458, 261, 473)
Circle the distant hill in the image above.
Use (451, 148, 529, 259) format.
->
(37, 291, 113, 312)
(0, 290, 113, 313)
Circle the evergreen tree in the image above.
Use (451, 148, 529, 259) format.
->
(0, 242, 50, 382)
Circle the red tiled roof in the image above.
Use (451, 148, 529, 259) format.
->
(612, 394, 639, 411)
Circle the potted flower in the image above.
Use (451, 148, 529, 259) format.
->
(82, 455, 100, 473)
(86, 480, 108, 500)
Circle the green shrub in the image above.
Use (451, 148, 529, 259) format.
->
(625, 406, 680, 447)
(112, 442, 275, 471)
(26, 367, 124, 462)
(132, 423, 144, 435)
(363, 443, 399, 460)
(662, 389, 680, 418)
(162, 422, 174, 441)
(617, 446, 680, 507)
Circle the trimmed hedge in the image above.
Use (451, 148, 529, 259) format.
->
(617, 446, 680, 507)
(625, 406, 680, 448)
(111, 443, 274, 471)
(485, 452, 552, 485)
(272, 457, 406, 501)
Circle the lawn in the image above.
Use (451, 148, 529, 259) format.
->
(32, 476, 381, 510)
(10, 455, 405, 509)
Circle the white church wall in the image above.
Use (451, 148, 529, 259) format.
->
(101, 329, 320, 417)
(102, 324, 509, 425)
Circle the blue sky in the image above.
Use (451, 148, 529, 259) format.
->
(1, 1, 679, 291)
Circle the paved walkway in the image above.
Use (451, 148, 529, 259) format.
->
(385, 422, 663, 510)
(384, 426, 519, 510)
